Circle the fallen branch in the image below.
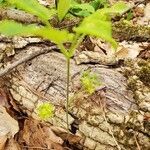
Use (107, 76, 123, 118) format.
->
(120, 0, 145, 16)
(0, 45, 57, 77)
(0, 7, 39, 23)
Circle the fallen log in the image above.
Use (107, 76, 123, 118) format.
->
(3, 46, 149, 150)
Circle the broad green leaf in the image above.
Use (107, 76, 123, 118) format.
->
(0, 20, 37, 36)
(90, 0, 108, 10)
(70, 3, 95, 17)
(0, 20, 73, 44)
(111, 1, 129, 14)
(74, 1, 129, 48)
(57, 0, 71, 21)
(92, 1, 129, 17)
(74, 19, 117, 48)
(5, 0, 51, 24)
(37, 27, 73, 44)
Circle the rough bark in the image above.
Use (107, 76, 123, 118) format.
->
(0, 4, 149, 149)
(0, 40, 149, 149)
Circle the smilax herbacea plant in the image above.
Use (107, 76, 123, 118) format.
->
(0, 0, 128, 130)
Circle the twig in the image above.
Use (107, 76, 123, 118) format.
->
(0, 7, 38, 23)
(134, 133, 141, 150)
(23, 145, 51, 150)
(115, 0, 145, 20)
(0, 45, 57, 77)
(99, 100, 121, 150)
(102, 111, 122, 150)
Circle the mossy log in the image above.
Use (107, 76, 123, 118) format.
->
(0, 5, 150, 149)
(112, 20, 150, 42)
(0, 37, 149, 149)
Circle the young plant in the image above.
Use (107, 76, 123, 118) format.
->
(69, 0, 108, 17)
(37, 102, 54, 121)
(81, 70, 100, 94)
(0, 0, 128, 131)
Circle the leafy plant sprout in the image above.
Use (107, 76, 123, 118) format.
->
(37, 102, 54, 121)
(0, 0, 128, 131)
(81, 70, 101, 94)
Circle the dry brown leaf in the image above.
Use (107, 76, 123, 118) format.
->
(0, 106, 19, 137)
(5, 139, 21, 150)
(116, 41, 145, 59)
(43, 127, 63, 145)
(138, 43, 150, 59)
(50, 126, 81, 145)
(19, 118, 64, 150)
(0, 88, 9, 108)
(0, 136, 7, 150)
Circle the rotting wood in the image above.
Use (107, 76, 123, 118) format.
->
(4, 49, 149, 150)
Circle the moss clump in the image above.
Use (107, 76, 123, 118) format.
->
(138, 65, 150, 86)
(127, 77, 138, 91)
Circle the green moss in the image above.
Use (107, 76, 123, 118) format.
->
(137, 59, 147, 66)
(127, 78, 138, 91)
(80, 70, 101, 94)
(138, 64, 150, 86)
(37, 103, 54, 120)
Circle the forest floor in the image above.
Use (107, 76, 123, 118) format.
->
(0, 0, 150, 150)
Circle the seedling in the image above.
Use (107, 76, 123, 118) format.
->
(37, 102, 54, 121)
(81, 70, 100, 94)
(0, 0, 128, 130)
(70, 0, 108, 17)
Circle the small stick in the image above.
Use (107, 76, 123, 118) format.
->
(23, 145, 51, 150)
(134, 133, 141, 150)
(0, 45, 57, 77)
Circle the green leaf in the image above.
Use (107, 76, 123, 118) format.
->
(126, 10, 133, 21)
(0, 20, 37, 36)
(74, 17, 117, 48)
(70, 3, 95, 17)
(111, 1, 129, 14)
(74, 1, 129, 48)
(5, 0, 52, 24)
(0, 20, 73, 44)
(37, 103, 54, 120)
(37, 27, 73, 44)
(0, 0, 4, 3)
(57, 0, 71, 21)
(90, 0, 108, 10)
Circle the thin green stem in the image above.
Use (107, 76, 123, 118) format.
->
(58, 44, 69, 58)
(66, 58, 70, 131)
(69, 33, 85, 57)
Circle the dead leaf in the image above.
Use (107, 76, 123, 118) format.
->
(115, 46, 129, 59)
(116, 41, 144, 59)
(0, 106, 19, 137)
(43, 127, 63, 145)
(0, 88, 9, 108)
(50, 126, 81, 145)
(0, 136, 7, 150)
(5, 139, 21, 150)
(138, 43, 150, 59)
(19, 118, 64, 150)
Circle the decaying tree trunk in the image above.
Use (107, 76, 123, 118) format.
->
(0, 35, 149, 149)
(0, 4, 150, 149)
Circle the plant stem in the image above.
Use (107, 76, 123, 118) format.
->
(66, 57, 70, 131)
(69, 34, 85, 57)
(58, 44, 69, 58)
